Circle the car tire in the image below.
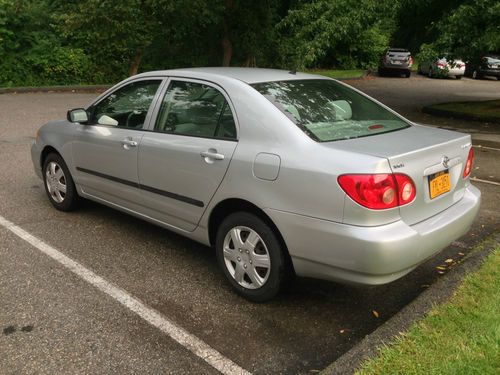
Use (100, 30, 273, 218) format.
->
(378, 68, 385, 77)
(472, 70, 481, 79)
(456, 75, 462, 80)
(43, 153, 80, 211)
(215, 212, 288, 302)
(405, 71, 411, 78)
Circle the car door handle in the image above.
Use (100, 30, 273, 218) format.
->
(121, 138, 138, 149)
(200, 150, 225, 161)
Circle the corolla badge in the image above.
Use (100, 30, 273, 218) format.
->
(442, 155, 450, 168)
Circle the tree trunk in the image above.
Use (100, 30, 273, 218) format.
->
(221, 0, 234, 67)
(244, 55, 256, 67)
(129, 47, 144, 76)
(222, 34, 233, 67)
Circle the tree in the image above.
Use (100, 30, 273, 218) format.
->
(56, 0, 177, 80)
(276, 0, 399, 69)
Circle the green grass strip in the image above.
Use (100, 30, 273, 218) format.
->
(357, 245, 500, 375)
(429, 100, 500, 121)
(307, 69, 365, 79)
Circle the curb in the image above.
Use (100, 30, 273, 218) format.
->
(320, 231, 500, 375)
(0, 85, 111, 94)
(423, 105, 500, 124)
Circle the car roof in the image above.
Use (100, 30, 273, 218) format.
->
(135, 67, 324, 84)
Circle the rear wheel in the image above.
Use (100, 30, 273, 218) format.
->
(472, 70, 481, 79)
(215, 212, 288, 302)
(456, 75, 462, 80)
(43, 153, 80, 211)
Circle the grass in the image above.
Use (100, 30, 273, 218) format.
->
(307, 69, 365, 79)
(357, 244, 500, 375)
(426, 100, 500, 122)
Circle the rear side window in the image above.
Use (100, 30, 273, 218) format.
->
(154, 80, 236, 139)
(252, 79, 409, 142)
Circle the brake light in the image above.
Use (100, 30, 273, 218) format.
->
(463, 148, 474, 178)
(437, 62, 446, 68)
(338, 174, 416, 210)
(409, 56, 414, 66)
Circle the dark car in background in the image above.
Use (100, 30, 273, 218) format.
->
(378, 48, 413, 78)
(466, 55, 500, 80)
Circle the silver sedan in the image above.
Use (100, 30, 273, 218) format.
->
(31, 68, 480, 301)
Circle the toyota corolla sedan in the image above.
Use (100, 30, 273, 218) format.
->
(419, 57, 466, 79)
(31, 68, 480, 301)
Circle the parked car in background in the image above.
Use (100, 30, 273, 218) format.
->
(418, 57, 465, 79)
(465, 55, 500, 80)
(378, 48, 413, 78)
(31, 68, 480, 301)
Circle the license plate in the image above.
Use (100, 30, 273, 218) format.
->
(392, 60, 403, 65)
(429, 170, 451, 199)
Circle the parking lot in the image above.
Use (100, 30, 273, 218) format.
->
(1, 75, 499, 374)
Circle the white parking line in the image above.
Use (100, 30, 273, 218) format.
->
(0, 214, 251, 375)
(471, 177, 500, 186)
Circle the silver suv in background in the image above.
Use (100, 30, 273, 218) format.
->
(378, 48, 413, 78)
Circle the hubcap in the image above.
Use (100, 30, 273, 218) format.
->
(45, 161, 67, 203)
(222, 226, 271, 289)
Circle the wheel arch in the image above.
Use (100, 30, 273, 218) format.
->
(40, 145, 61, 168)
(208, 198, 295, 274)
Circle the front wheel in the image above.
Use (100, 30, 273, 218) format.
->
(215, 212, 288, 302)
(43, 153, 80, 211)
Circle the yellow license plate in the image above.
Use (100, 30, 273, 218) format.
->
(429, 170, 451, 199)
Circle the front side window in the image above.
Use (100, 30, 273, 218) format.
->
(90, 80, 161, 128)
(154, 80, 236, 139)
(252, 79, 409, 142)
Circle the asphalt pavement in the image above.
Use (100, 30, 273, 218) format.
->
(1, 75, 499, 374)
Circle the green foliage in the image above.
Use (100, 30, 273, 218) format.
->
(276, 0, 397, 69)
(432, 0, 500, 62)
(0, 0, 92, 86)
(0, 0, 498, 87)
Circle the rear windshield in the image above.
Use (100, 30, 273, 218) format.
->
(252, 79, 410, 142)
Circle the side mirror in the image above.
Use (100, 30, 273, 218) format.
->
(67, 108, 89, 123)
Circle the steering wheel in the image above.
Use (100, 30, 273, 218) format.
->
(126, 110, 144, 128)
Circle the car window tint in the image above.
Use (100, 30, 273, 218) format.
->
(155, 80, 236, 139)
(91, 80, 161, 128)
(252, 79, 409, 142)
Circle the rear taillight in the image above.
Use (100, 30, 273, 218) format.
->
(338, 173, 416, 210)
(463, 148, 474, 178)
(409, 57, 414, 66)
(437, 62, 446, 68)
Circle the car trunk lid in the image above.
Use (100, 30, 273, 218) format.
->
(331, 124, 472, 225)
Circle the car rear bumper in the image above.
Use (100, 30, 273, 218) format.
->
(380, 64, 411, 72)
(265, 184, 480, 285)
(481, 69, 500, 77)
(447, 68, 465, 76)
